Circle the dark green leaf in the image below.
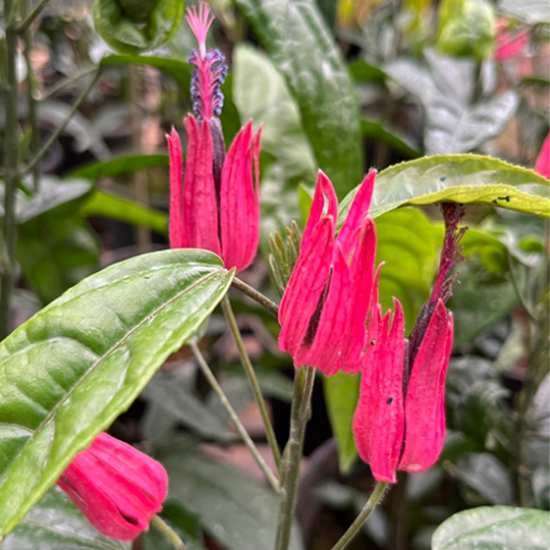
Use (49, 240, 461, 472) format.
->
(0, 249, 234, 536)
(234, 0, 363, 197)
(80, 189, 168, 235)
(340, 154, 550, 221)
(1, 487, 131, 549)
(18, 215, 100, 304)
(68, 153, 169, 180)
(360, 119, 421, 159)
(348, 59, 386, 83)
(157, 445, 304, 550)
(432, 506, 550, 550)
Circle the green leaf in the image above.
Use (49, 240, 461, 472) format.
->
(386, 50, 517, 154)
(157, 444, 304, 550)
(234, 0, 363, 197)
(360, 119, 422, 159)
(339, 154, 550, 221)
(0, 249, 234, 536)
(498, 0, 550, 24)
(80, 189, 168, 235)
(432, 506, 550, 550)
(18, 215, 101, 305)
(67, 153, 169, 179)
(325, 208, 437, 472)
(348, 59, 386, 83)
(1, 487, 131, 549)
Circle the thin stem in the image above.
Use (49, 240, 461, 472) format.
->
(231, 276, 279, 316)
(508, 255, 538, 322)
(274, 366, 315, 550)
(15, 0, 51, 33)
(151, 515, 187, 550)
(221, 295, 281, 469)
(21, 67, 101, 176)
(22, 0, 40, 191)
(330, 482, 390, 550)
(42, 65, 96, 100)
(189, 341, 281, 494)
(0, 0, 20, 339)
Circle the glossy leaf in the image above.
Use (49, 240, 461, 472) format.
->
(339, 154, 550, 221)
(386, 50, 517, 155)
(432, 506, 550, 550)
(68, 153, 169, 180)
(0, 249, 234, 536)
(80, 189, 168, 235)
(234, 0, 363, 197)
(1, 487, 131, 550)
(325, 208, 437, 472)
(157, 443, 304, 550)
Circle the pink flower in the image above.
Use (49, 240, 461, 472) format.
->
(278, 170, 377, 376)
(353, 203, 464, 483)
(495, 19, 529, 61)
(57, 433, 168, 540)
(166, 1, 262, 272)
(534, 132, 550, 180)
(167, 118, 261, 272)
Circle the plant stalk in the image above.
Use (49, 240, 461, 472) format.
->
(221, 295, 282, 469)
(16, 0, 51, 33)
(0, 0, 20, 339)
(231, 276, 279, 316)
(151, 515, 187, 550)
(329, 482, 390, 550)
(274, 366, 315, 550)
(189, 341, 281, 494)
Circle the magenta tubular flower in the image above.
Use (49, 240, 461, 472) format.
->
(166, 1, 261, 272)
(495, 19, 529, 61)
(56, 433, 168, 540)
(353, 204, 463, 483)
(534, 132, 549, 180)
(278, 170, 377, 376)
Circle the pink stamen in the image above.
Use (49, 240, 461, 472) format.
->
(186, 1, 215, 59)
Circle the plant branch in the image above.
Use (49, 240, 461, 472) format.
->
(221, 295, 281, 469)
(42, 65, 97, 100)
(231, 276, 279, 316)
(21, 67, 101, 176)
(274, 366, 315, 550)
(508, 255, 538, 322)
(151, 515, 187, 550)
(330, 482, 390, 550)
(15, 0, 51, 33)
(189, 341, 281, 494)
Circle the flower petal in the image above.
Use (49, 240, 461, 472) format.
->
(399, 300, 453, 474)
(535, 132, 550, 180)
(166, 128, 184, 248)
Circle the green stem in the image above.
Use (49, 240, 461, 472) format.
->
(42, 65, 97, 100)
(274, 366, 315, 550)
(329, 482, 390, 550)
(189, 341, 281, 494)
(21, 67, 101, 177)
(22, 0, 40, 191)
(0, 0, 20, 339)
(16, 0, 51, 33)
(508, 255, 538, 322)
(151, 515, 187, 550)
(221, 295, 281, 469)
(231, 277, 279, 317)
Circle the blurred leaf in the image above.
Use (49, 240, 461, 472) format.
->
(235, 0, 363, 197)
(325, 208, 437, 472)
(1, 487, 131, 550)
(498, 0, 550, 24)
(455, 453, 513, 505)
(432, 506, 550, 550)
(80, 189, 168, 235)
(92, 0, 184, 55)
(141, 372, 235, 441)
(348, 59, 386, 83)
(17, 177, 93, 223)
(157, 445, 304, 550)
(18, 215, 100, 305)
(68, 153, 169, 179)
(360, 119, 421, 159)
(0, 250, 234, 537)
(340, 154, 550, 222)
(386, 50, 517, 154)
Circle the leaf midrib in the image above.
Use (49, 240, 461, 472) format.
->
(0, 268, 226, 487)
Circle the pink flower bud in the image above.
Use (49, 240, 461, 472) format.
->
(57, 433, 168, 540)
(535, 132, 550, 180)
